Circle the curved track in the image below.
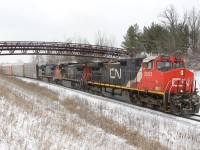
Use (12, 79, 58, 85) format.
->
(185, 114, 200, 122)
(18, 76, 200, 124)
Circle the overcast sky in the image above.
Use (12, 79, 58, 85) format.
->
(0, 0, 200, 63)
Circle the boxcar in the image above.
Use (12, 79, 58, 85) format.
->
(24, 63, 38, 79)
(2, 64, 12, 75)
(12, 64, 24, 77)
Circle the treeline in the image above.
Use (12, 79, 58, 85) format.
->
(31, 31, 117, 64)
(122, 5, 200, 58)
(32, 5, 200, 66)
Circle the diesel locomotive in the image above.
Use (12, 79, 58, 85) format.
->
(1, 55, 200, 115)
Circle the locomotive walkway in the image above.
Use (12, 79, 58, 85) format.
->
(0, 41, 128, 59)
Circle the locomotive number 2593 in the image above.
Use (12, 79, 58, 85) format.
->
(144, 72, 152, 76)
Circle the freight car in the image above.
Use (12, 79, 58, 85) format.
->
(24, 63, 38, 79)
(1, 63, 38, 79)
(2, 64, 12, 75)
(12, 64, 24, 76)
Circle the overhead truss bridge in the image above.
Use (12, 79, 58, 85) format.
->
(0, 41, 128, 59)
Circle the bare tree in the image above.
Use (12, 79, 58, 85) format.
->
(31, 55, 45, 63)
(94, 31, 109, 46)
(94, 31, 117, 47)
(46, 55, 60, 64)
(159, 5, 179, 52)
(159, 5, 190, 55)
(45, 37, 77, 64)
(68, 35, 92, 63)
(94, 31, 118, 61)
(60, 37, 76, 63)
(160, 5, 178, 29)
(108, 34, 117, 47)
(188, 7, 200, 53)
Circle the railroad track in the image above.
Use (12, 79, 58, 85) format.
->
(183, 114, 200, 122)
(15, 76, 200, 123)
(52, 82, 200, 123)
(192, 114, 200, 117)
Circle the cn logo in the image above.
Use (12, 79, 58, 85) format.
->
(110, 68, 121, 79)
(172, 78, 189, 87)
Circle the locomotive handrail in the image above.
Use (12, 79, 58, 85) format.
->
(168, 83, 174, 103)
(164, 79, 172, 94)
(163, 79, 173, 102)
(84, 73, 91, 81)
(194, 72, 200, 89)
(192, 79, 197, 93)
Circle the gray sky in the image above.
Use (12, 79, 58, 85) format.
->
(0, 0, 200, 63)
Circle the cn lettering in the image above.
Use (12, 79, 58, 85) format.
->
(110, 68, 121, 79)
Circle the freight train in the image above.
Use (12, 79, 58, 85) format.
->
(1, 55, 199, 115)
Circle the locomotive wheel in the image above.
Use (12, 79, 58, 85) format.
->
(170, 102, 182, 115)
(75, 83, 81, 89)
(194, 103, 200, 113)
(129, 92, 136, 104)
(71, 82, 75, 88)
(99, 87, 104, 96)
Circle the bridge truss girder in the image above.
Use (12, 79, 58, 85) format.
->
(0, 41, 128, 59)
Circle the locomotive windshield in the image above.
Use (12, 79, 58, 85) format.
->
(157, 61, 172, 69)
(174, 61, 184, 68)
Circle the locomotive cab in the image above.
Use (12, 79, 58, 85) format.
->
(156, 55, 185, 72)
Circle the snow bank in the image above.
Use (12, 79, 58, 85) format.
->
(20, 78, 200, 150)
(0, 97, 136, 149)
(194, 71, 200, 94)
(0, 77, 138, 150)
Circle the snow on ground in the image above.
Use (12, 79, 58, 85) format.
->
(194, 71, 200, 115)
(194, 71, 200, 94)
(0, 76, 138, 150)
(1, 75, 200, 150)
(20, 77, 200, 150)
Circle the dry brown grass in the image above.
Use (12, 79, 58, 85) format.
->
(0, 74, 59, 101)
(0, 75, 81, 141)
(0, 82, 34, 113)
(61, 99, 168, 150)
(0, 74, 167, 149)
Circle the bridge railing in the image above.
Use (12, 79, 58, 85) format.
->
(0, 41, 128, 59)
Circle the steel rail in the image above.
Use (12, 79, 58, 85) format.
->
(183, 114, 200, 122)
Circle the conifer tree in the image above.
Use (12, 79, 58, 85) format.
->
(121, 24, 143, 56)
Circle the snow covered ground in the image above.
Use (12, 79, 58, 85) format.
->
(0, 76, 139, 150)
(0, 75, 200, 150)
(194, 71, 200, 115)
(194, 71, 200, 94)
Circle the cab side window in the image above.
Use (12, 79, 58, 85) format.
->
(144, 61, 153, 70)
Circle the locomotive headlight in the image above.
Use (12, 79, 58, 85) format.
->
(180, 89, 183, 93)
(180, 70, 184, 76)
